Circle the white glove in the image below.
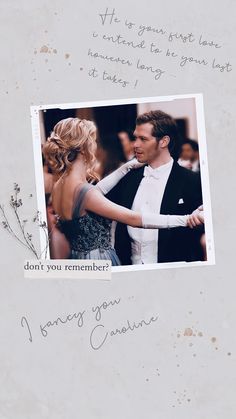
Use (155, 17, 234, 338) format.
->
(141, 213, 189, 229)
(96, 159, 143, 195)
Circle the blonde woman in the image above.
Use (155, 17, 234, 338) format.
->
(43, 118, 204, 265)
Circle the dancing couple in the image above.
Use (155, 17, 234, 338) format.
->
(43, 110, 204, 266)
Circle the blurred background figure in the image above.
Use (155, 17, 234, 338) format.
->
(178, 139, 200, 172)
(117, 128, 136, 161)
(200, 233, 207, 261)
(42, 154, 54, 206)
(96, 134, 126, 178)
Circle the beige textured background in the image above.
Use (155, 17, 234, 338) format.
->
(0, 1, 236, 418)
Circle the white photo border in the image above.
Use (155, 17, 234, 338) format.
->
(30, 93, 215, 273)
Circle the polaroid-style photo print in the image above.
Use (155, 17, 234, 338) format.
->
(31, 94, 215, 272)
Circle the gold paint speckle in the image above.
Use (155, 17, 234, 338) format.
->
(38, 45, 58, 55)
(40, 45, 49, 53)
(184, 328, 193, 336)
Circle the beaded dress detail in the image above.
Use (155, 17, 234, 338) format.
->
(57, 183, 120, 266)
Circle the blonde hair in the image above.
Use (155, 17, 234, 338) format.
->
(43, 117, 99, 182)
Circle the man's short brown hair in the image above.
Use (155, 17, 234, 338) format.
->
(136, 110, 179, 153)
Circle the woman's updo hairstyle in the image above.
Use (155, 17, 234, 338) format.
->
(43, 117, 99, 182)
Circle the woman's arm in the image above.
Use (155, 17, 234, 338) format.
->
(96, 159, 143, 195)
(83, 188, 204, 229)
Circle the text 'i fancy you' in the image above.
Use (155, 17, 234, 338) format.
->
(20, 297, 159, 351)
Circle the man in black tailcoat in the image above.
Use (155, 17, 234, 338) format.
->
(107, 110, 204, 265)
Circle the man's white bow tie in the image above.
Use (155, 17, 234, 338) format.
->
(143, 166, 160, 179)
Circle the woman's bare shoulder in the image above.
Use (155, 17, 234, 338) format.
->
(52, 179, 85, 219)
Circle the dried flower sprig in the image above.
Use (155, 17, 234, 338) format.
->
(0, 183, 49, 259)
(32, 210, 50, 259)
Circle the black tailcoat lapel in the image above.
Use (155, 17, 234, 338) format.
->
(160, 162, 183, 214)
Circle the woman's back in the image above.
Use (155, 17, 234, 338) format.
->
(52, 175, 83, 221)
(54, 181, 120, 265)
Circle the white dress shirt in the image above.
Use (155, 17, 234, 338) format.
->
(128, 158, 174, 264)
